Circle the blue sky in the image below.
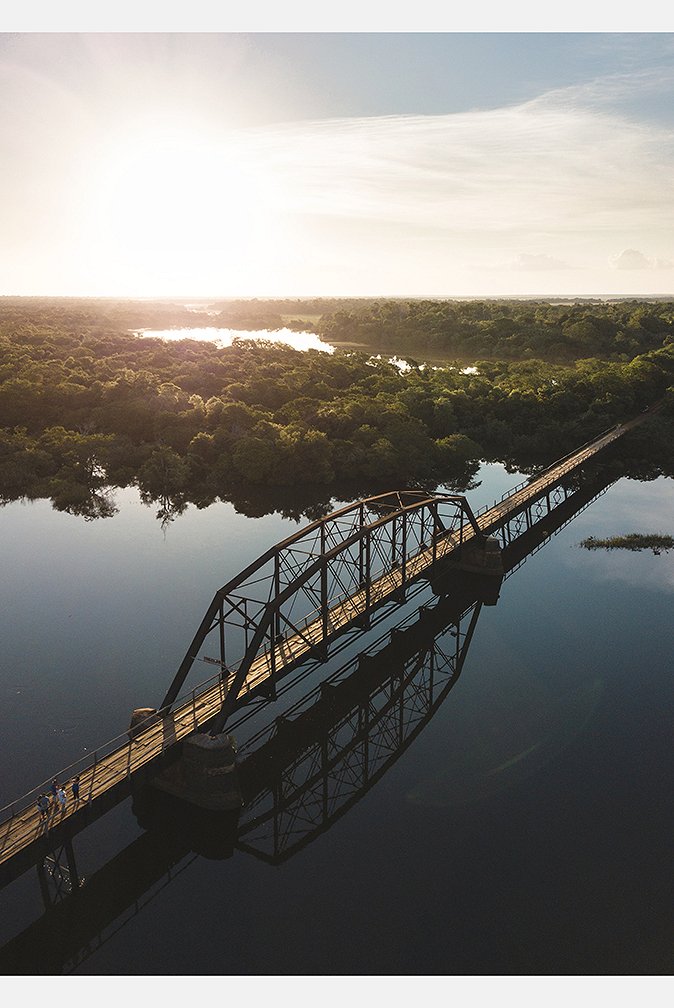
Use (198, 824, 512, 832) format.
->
(1, 28, 674, 297)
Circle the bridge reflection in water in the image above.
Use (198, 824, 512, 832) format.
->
(0, 467, 616, 974)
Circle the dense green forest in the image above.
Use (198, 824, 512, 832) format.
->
(316, 298, 674, 361)
(1, 297, 674, 521)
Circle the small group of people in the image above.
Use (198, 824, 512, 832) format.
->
(36, 775, 81, 824)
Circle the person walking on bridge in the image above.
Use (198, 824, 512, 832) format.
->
(36, 794, 50, 822)
(56, 786, 67, 815)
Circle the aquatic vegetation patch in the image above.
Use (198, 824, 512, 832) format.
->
(580, 533, 674, 554)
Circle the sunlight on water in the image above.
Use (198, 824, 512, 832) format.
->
(135, 326, 334, 354)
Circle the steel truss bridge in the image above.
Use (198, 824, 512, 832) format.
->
(162, 412, 643, 733)
(0, 466, 617, 973)
(0, 410, 649, 885)
(162, 412, 644, 731)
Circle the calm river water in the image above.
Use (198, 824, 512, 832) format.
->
(0, 463, 672, 975)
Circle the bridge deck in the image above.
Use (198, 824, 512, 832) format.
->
(0, 412, 646, 873)
(475, 420, 636, 535)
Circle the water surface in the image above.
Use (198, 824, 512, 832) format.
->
(136, 326, 333, 354)
(0, 467, 671, 974)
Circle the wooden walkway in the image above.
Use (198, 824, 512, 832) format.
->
(0, 411, 648, 876)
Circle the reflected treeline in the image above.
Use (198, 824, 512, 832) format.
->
(4, 415, 673, 526)
(0, 455, 482, 525)
(0, 462, 620, 973)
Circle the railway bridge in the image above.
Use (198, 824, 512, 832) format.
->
(0, 408, 652, 883)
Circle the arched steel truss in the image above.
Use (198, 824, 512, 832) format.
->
(162, 491, 483, 729)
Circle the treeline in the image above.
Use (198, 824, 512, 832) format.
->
(0, 296, 374, 336)
(317, 299, 674, 362)
(1, 300, 674, 521)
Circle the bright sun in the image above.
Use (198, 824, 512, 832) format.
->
(78, 122, 280, 296)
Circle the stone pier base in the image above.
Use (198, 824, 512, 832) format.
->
(149, 732, 243, 811)
(450, 536, 504, 577)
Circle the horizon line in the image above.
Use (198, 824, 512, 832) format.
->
(2, 293, 674, 302)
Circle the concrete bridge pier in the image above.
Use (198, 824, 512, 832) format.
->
(450, 535, 504, 578)
(147, 732, 243, 812)
(128, 708, 242, 811)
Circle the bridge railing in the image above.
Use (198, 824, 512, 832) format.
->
(469, 421, 625, 522)
(0, 662, 229, 833)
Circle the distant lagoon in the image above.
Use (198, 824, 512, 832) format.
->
(134, 326, 334, 354)
(134, 328, 480, 375)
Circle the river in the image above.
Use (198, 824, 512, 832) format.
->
(0, 460, 671, 975)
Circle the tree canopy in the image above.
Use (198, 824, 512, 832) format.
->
(1, 297, 674, 522)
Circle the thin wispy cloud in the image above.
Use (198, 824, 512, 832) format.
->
(2, 35, 674, 295)
(240, 93, 674, 243)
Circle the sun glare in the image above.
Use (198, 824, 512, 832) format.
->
(77, 122, 280, 295)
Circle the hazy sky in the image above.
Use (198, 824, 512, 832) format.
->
(2, 30, 674, 298)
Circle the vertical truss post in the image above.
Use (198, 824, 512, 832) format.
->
(219, 600, 226, 673)
(273, 780, 280, 861)
(269, 611, 277, 680)
(401, 510, 408, 587)
(364, 528, 371, 614)
(321, 734, 329, 823)
(359, 502, 365, 587)
(321, 556, 329, 644)
(398, 673, 404, 746)
(321, 523, 329, 644)
(274, 553, 282, 642)
(391, 515, 397, 568)
(432, 502, 439, 563)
